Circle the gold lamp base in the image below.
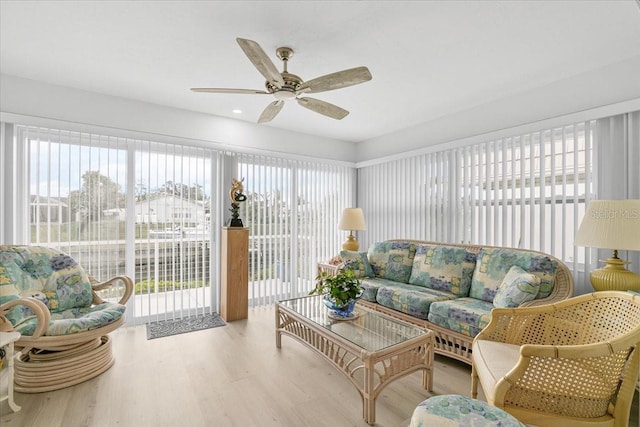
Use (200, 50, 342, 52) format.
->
(590, 257, 640, 292)
(342, 234, 359, 251)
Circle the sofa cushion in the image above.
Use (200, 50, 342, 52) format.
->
(409, 244, 477, 296)
(493, 265, 541, 308)
(359, 277, 403, 302)
(367, 241, 417, 283)
(470, 247, 558, 302)
(340, 250, 374, 278)
(376, 283, 457, 320)
(427, 297, 493, 338)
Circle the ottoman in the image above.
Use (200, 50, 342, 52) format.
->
(409, 395, 526, 427)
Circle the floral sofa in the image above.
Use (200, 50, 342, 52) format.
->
(337, 240, 574, 364)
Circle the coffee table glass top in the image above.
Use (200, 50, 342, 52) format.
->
(278, 295, 428, 352)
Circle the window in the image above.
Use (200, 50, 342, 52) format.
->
(358, 121, 595, 273)
(7, 124, 355, 321)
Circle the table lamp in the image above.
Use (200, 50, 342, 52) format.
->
(338, 208, 367, 251)
(574, 199, 640, 291)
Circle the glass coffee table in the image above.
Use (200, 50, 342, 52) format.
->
(276, 295, 434, 425)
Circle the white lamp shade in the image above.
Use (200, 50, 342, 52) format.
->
(574, 199, 640, 251)
(338, 208, 367, 231)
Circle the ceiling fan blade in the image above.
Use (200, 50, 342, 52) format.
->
(297, 97, 349, 120)
(258, 100, 285, 123)
(236, 38, 285, 87)
(191, 88, 269, 94)
(297, 66, 372, 94)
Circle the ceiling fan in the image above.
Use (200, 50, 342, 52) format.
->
(191, 38, 372, 123)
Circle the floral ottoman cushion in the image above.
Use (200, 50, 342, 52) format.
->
(410, 395, 526, 427)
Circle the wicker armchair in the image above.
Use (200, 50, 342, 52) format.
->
(471, 291, 640, 427)
(0, 245, 133, 392)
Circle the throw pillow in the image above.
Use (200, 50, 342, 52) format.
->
(340, 250, 374, 278)
(493, 265, 541, 308)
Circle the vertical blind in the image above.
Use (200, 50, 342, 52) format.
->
(233, 152, 355, 306)
(12, 124, 356, 321)
(131, 140, 218, 322)
(358, 121, 595, 275)
(20, 125, 220, 323)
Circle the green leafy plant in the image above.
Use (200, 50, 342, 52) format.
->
(309, 269, 363, 306)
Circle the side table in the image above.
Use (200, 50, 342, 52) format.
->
(0, 331, 22, 413)
(317, 261, 341, 277)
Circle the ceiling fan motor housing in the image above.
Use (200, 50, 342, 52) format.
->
(268, 71, 302, 100)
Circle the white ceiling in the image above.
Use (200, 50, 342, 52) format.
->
(1, 1, 640, 143)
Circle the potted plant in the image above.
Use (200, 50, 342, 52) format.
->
(309, 269, 364, 318)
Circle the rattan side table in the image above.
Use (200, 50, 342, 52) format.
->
(0, 331, 22, 412)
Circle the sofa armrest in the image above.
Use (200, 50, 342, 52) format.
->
(519, 258, 574, 307)
(317, 262, 343, 277)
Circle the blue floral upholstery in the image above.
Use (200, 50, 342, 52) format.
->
(0, 246, 126, 336)
(359, 277, 403, 302)
(493, 265, 541, 308)
(339, 250, 374, 278)
(410, 395, 526, 427)
(367, 241, 416, 283)
(470, 247, 558, 302)
(428, 297, 493, 338)
(375, 283, 457, 320)
(409, 244, 477, 296)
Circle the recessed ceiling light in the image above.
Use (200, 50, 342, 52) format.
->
(232, 109, 242, 114)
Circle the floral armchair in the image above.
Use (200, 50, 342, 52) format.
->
(0, 245, 132, 392)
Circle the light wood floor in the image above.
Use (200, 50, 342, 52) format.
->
(1, 305, 638, 427)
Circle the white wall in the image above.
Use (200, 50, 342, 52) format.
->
(357, 55, 640, 162)
(0, 74, 357, 163)
(4, 54, 640, 166)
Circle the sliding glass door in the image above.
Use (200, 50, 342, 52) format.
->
(9, 124, 355, 322)
(18, 125, 219, 324)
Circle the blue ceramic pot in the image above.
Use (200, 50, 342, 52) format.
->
(323, 296, 358, 318)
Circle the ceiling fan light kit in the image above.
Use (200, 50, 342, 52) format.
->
(191, 38, 372, 123)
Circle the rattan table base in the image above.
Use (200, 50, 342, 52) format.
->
(276, 301, 434, 425)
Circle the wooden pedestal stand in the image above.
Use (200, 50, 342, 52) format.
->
(220, 227, 249, 321)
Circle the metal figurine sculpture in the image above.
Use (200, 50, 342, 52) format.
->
(228, 178, 247, 227)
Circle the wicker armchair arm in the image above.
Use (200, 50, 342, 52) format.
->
(0, 297, 51, 353)
(519, 341, 629, 359)
(476, 304, 558, 345)
(91, 275, 134, 305)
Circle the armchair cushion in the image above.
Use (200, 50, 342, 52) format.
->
(493, 265, 541, 308)
(0, 246, 93, 317)
(0, 246, 127, 337)
(472, 339, 521, 403)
